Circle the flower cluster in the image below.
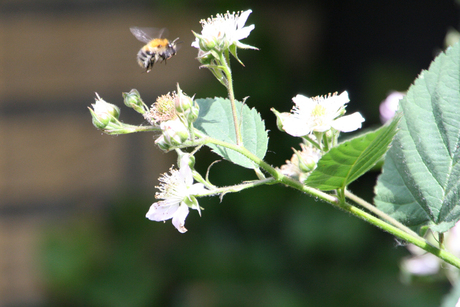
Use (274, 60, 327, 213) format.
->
(272, 91, 365, 181)
(143, 85, 199, 151)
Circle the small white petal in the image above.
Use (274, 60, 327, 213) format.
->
(234, 24, 254, 40)
(237, 10, 252, 29)
(291, 94, 310, 107)
(331, 112, 365, 132)
(188, 183, 207, 195)
(172, 203, 190, 233)
(327, 91, 350, 113)
(146, 199, 180, 222)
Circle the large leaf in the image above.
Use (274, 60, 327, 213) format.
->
(194, 97, 268, 169)
(374, 42, 460, 233)
(305, 115, 399, 191)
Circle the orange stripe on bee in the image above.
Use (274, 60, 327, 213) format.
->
(147, 38, 170, 48)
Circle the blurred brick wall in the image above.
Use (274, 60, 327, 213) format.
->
(0, 4, 206, 306)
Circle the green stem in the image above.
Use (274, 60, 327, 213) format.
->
(105, 122, 159, 135)
(337, 200, 460, 269)
(195, 177, 277, 198)
(345, 190, 422, 239)
(220, 51, 243, 146)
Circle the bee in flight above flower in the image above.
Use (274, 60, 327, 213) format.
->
(130, 27, 180, 73)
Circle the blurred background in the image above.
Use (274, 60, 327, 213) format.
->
(0, 0, 459, 306)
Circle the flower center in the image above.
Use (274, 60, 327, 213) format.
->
(311, 104, 327, 118)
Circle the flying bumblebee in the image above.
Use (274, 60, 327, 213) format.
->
(130, 27, 179, 73)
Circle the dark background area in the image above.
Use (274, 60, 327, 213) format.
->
(0, 0, 458, 306)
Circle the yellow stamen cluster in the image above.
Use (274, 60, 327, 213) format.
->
(144, 92, 177, 125)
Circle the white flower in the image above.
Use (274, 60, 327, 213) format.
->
(281, 91, 365, 137)
(192, 9, 257, 52)
(146, 156, 207, 233)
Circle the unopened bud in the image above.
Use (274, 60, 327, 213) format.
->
(178, 153, 196, 170)
(187, 102, 200, 123)
(89, 94, 120, 129)
(192, 31, 216, 52)
(123, 89, 146, 114)
(295, 149, 317, 172)
(160, 119, 190, 146)
(174, 85, 194, 114)
(271, 108, 289, 132)
(155, 135, 172, 151)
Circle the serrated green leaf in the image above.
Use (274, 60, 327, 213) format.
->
(374, 42, 460, 234)
(194, 97, 268, 169)
(305, 115, 400, 191)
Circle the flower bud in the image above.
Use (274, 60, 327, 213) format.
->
(192, 31, 216, 52)
(174, 85, 194, 114)
(123, 89, 146, 114)
(178, 153, 196, 170)
(160, 119, 190, 146)
(295, 149, 317, 172)
(271, 108, 289, 132)
(155, 135, 172, 151)
(187, 102, 200, 123)
(89, 94, 120, 129)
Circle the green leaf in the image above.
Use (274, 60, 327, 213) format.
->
(194, 97, 268, 169)
(305, 116, 400, 191)
(374, 42, 460, 234)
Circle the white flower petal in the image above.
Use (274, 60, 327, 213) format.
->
(146, 199, 180, 222)
(291, 94, 310, 107)
(281, 114, 311, 137)
(172, 203, 190, 233)
(331, 112, 365, 132)
(179, 156, 194, 187)
(327, 91, 350, 114)
(188, 183, 207, 195)
(237, 9, 252, 29)
(234, 24, 254, 40)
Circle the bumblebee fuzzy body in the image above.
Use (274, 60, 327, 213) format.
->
(130, 27, 179, 73)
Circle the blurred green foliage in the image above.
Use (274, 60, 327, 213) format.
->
(40, 185, 450, 306)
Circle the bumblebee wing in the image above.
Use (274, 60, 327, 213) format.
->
(130, 27, 168, 43)
(130, 27, 154, 43)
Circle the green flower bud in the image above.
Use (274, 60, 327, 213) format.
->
(271, 108, 289, 132)
(161, 119, 190, 146)
(295, 149, 317, 172)
(123, 89, 146, 114)
(155, 135, 172, 151)
(174, 85, 194, 114)
(187, 102, 200, 123)
(89, 94, 120, 129)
